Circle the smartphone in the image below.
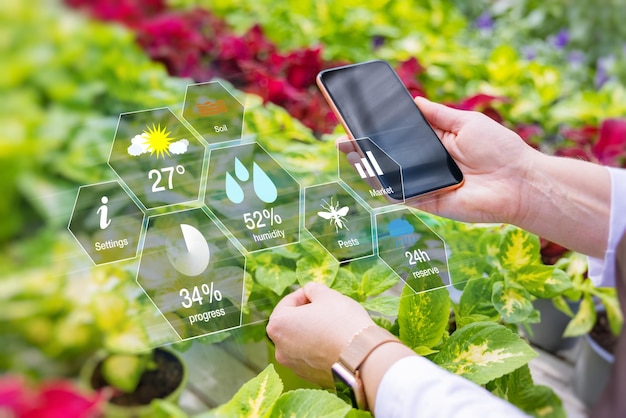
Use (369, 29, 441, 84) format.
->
(317, 60, 464, 200)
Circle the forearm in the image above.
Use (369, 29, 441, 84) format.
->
(514, 152, 610, 258)
(359, 341, 417, 411)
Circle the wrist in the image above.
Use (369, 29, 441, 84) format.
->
(506, 147, 544, 227)
(332, 325, 401, 410)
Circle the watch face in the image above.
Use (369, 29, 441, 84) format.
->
(332, 363, 358, 408)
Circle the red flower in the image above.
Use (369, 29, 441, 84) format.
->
(515, 124, 543, 144)
(558, 119, 626, 167)
(65, 0, 165, 27)
(594, 118, 626, 166)
(283, 47, 324, 89)
(395, 57, 426, 98)
(540, 238, 569, 265)
(452, 94, 507, 123)
(136, 11, 208, 77)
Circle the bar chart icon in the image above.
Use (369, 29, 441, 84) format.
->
(355, 151, 384, 179)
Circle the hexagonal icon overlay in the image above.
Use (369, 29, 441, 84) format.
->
(108, 108, 206, 210)
(304, 182, 374, 263)
(205, 142, 300, 252)
(376, 208, 450, 293)
(182, 81, 244, 144)
(68, 180, 144, 265)
(137, 208, 246, 341)
(337, 137, 405, 209)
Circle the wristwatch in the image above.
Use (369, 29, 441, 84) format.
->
(331, 325, 401, 410)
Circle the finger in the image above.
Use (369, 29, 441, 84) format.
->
(274, 287, 309, 310)
(303, 281, 336, 302)
(336, 136, 358, 155)
(415, 96, 471, 134)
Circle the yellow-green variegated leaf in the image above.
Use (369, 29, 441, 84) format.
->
(513, 266, 572, 298)
(551, 295, 575, 317)
(271, 389, 351, 418)
(499, 227, 541, 271)
(563, 293, 596, 338)
(255, 264, 297, 296)
(592, 287, 624, 336)
(495, 365, 565, 418)
(448, 251, 490, 290)
(398, 275, 450, 350)
(434, 322, 537, 385)
(296, 254, 339, 287)
(491, 282, 534, 323)
(203, 364, 283, 418)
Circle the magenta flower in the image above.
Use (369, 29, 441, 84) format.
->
(0, 375, 107, 418)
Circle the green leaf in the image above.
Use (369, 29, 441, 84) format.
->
(271, 389, 351, 418)
(149, 399, 190, 418)
(360, 262, 399, 297)
(344, 409, 373, 418)
(414, 346, 439, 356)
(551, 296, 575, 317)
(102, 353, 148, 393)
(255, 264, 298, 296)
(498, 228, 541, 271)
(398, 276, 450, 350)
(434, 322, 537, 385)
(495, 366, 565, 418)
(361, 295, 400, 317)
(332, 268, 361, 300)
(203, 364, 283, 418)
(491, 282, 534, 323)
(458, 276, 499, 321)
(448, 251, 489, 290)
(563, 293, 596, 337)
(513, 266, 572, 298)
(592, 287, 624, 336)
(296, 253, 339, 287)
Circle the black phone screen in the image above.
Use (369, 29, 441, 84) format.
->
(318, 60, 463, 199)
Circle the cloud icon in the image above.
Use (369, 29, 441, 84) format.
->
(388, 218, 414, 237)
(127, 134, 149, 156)
(169, 139, 189, 155)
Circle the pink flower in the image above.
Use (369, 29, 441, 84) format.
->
(0, 376, 106, 418)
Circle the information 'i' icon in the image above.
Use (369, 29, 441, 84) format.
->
(97, 196, 111, 230)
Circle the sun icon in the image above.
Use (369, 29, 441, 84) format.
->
(142, 123, 175, 159)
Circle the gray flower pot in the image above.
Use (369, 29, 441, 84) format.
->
(573, 333, 614, 408)
(523, 298, 579, 353)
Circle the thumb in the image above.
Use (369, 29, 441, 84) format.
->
(303, 281, 336, 301)
(415, 96, 471, 134)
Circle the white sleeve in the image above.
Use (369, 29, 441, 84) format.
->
(588, 167, 626, 288)
(374, 356, 529, 418)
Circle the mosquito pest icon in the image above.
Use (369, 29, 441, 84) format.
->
(317, 198, 350, 232)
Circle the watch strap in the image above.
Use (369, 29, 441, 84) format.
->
(338, 325, 401, 373)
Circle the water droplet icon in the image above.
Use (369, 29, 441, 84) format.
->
(235, 157, 249, 181)
(225, 172, 245, 204)
(253, 162, 278, 203)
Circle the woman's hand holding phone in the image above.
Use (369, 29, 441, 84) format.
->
(409, 96, 538, 226)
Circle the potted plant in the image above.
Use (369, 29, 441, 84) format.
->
(82, 347, 187, 417)
(521, 252, 588, 353)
